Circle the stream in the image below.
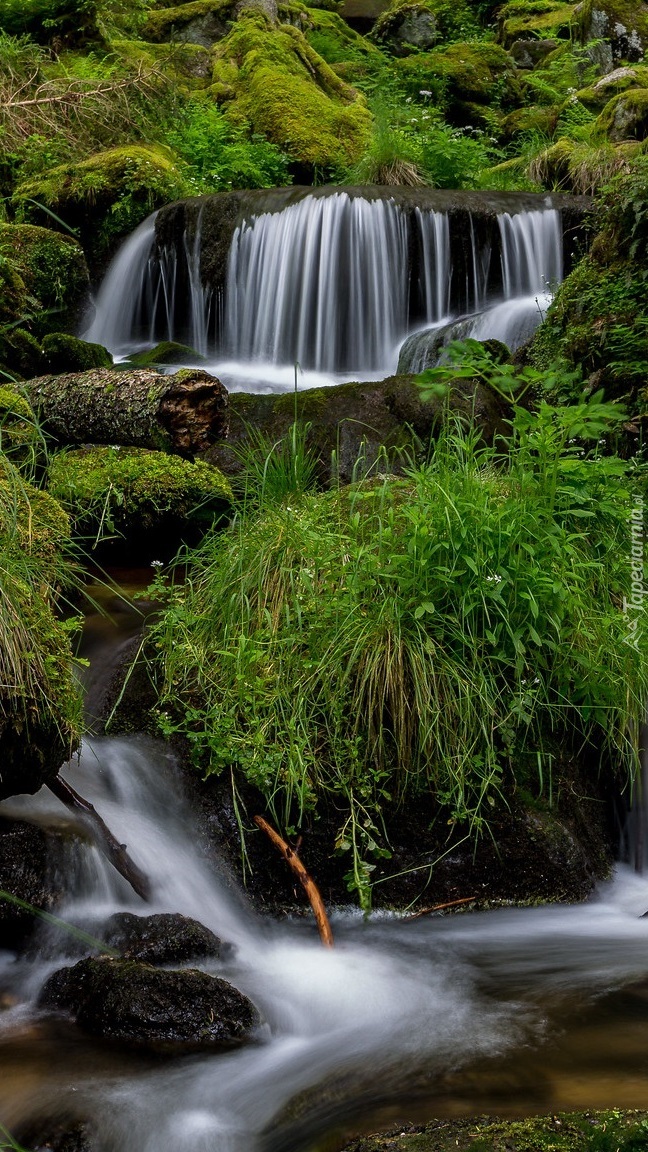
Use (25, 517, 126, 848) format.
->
(2, 576, 648, 1152)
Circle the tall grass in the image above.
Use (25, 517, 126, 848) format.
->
(152, 411, 646, 908)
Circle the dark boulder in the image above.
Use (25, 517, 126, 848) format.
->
(101, 912, 226, 965)
(38, 957, 260, 1053)
(0, 819, 68, 948)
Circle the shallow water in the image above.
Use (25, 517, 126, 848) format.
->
(3, 728, 648, 1152)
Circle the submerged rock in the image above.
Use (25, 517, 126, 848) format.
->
(101, 912, 226, 965)
(38, 957, 260, 1053)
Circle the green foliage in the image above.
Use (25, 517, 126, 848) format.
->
(0, 0, 149, 42)
(151, 386, 645, 909)
(166, 99, 291, 192)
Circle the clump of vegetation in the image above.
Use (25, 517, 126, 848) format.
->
(151, 363, 646, 908)
(47, 445, 233, 545)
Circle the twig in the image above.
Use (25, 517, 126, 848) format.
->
(403, 896, 476, 921)
(47, 775, 151, 902)
(253, 816, 333, 947)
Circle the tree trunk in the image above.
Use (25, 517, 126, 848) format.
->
(25, 368, 229, 457)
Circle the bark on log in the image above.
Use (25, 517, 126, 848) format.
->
(24, 368, 229, 457)
(47, 775, 151, 901)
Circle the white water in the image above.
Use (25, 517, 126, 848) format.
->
(3, 735, 648, 1151)
(84, 193, 564, 391)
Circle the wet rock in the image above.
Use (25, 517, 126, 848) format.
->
(0, 819, 68, 948)
(38, 956, 261, 1053)
(203, 371, 506, 485)
(101, 912, 226, 965)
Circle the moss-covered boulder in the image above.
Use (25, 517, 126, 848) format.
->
(0, 464, 81, 799)
(0, 386, 42, 467)
(125, 340, 203, 367)
(142, 0, 234, 44)
(47, 446, 232, 552)
(0, 329, 44, 380)
(210, 12, 371, 170)
(204, 372, 506, 485)
(14, 146, 188, 266)
(397, 40, 521, 125)
(576, 0, 648, 66)
(38, 956, 261, 1053)
(497, 1, 577, 48)
(575, 63, 648, 111)
(0, 224, 90, 337)
(371, 0, 479, 55)
(42, 334, 113, 374)
(101, 912, 226, 965)
(594, 87, 648, 139)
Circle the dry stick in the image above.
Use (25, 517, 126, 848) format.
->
(253, 816, 334, 948)
(47, 775, 151, 902)
(403, 896, 476, 922)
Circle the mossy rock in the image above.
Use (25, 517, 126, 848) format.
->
(340, 1111, 648, 1152)
(575, 63, 648, 110)
(42, 334, 113, 374)
(47, 446, 233, 552)
(525, 136, 640, 193)
(371, 0, 479, 56)
(111, 38, 214, 86)
(204, 371, 506, 485)
(500, 102, 559, 140)
(303, 6, 384, 66)
(0, 224, 90, 337)
(576, 0, 648, 64)
(0, 386, 42, 468)
(211, 12, 371, 169)
(142, 0, 234, 44)
(14, 146, 189, 266)
(125, 341, 204, 367)
(497, 1, 577, 48)
(594, 86, 648, 140)
(0, 465, 81, 799)
(0, 329, 44, 380)
(397, 40, 521, 123)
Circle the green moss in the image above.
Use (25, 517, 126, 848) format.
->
(110, 37, 213, 87)
(0, 224, 89, 337)
(397, 40, 521, 123)
(343, 1111, 648, 1152)
(595, 87, 648, 141)
(142, 0, 233, 42)
(14, 146, 189, 263)
(0, 329, 43, 380)
(576, 64, 648, 111)
(42, 334, 113, 374)
(212, 13, 371, 168)
(372, 0, 480, 55)
(0, 386, 42, 468)
(47, 446, 233, 541)
(577, 0, 648, 61)
(497, 1, 577, 46)
(126, 341, 204, 367)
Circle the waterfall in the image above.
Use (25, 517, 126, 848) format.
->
(498, 208, 562, 298)
(84, 191, 569, 388)
(224, 192, 410, 372)
(415, 207, 450, 324)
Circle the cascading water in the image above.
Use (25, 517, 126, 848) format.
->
(4, 588, 648, 1152)
(85, 190, 567, 392)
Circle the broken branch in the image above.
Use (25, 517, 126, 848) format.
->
(403, 896, 476, 921)
(47, 775, 151, 902)
(253, 816, 333, 947)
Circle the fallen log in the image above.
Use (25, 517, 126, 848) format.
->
(402, 896, 476, 921)
(24, 368, 229, 457)
(47, 775, 151, 901)
(253, 816, 333, 947)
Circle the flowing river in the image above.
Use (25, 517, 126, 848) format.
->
(2, 577, 648, 1152)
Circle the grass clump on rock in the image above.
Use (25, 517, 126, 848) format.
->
(152, 383, 646, 908)
(0, 457, 82, 799)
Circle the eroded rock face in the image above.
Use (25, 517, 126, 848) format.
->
(38, 957, 261, 1053)
(101, 912, 227, 965)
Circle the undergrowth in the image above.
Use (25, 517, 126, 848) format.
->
(151, 361, 646, 909)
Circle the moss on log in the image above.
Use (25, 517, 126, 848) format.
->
(24, 368, 229, 457)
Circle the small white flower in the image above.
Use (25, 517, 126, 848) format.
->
(151, 560, 163, 568)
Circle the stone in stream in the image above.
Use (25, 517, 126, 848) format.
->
(38, 956, 261, 1053)
(100, 911, 229, 965)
